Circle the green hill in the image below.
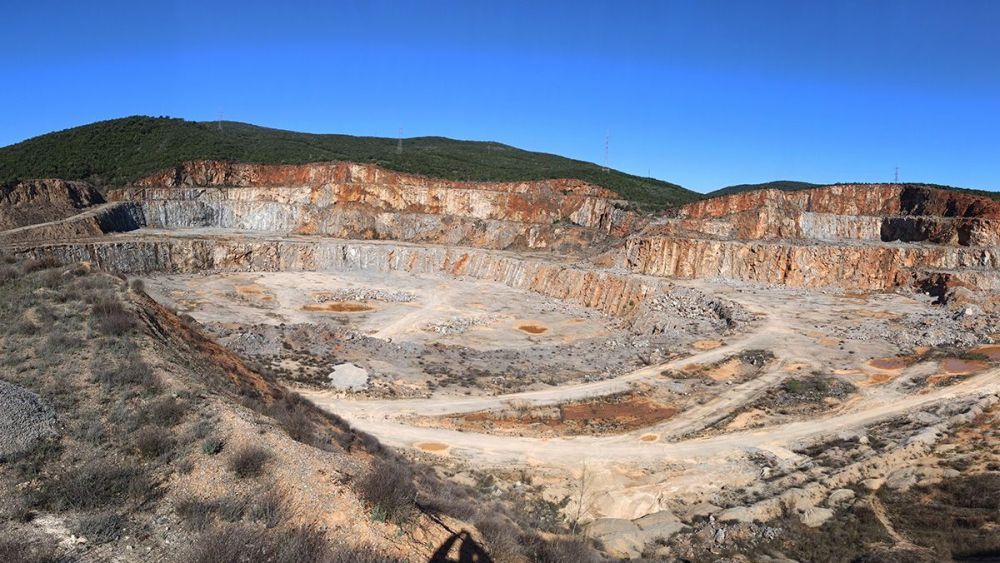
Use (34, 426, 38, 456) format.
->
(0, 116, 700, 211)
(706, 180, 821, 198)
(708, 180, 999, 201)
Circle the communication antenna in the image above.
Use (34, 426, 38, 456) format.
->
(218, 110, 224, 132)
(894, 166, 899, 183)
(397, 127, 403, 155)
(602, 130, 610, 172)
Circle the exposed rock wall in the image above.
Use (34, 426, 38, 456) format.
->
(619, 235, 1000, 290)
(0, 202, 144, 245)
(6, 235, 745, 331)
(119, 161, 640, 237)
(0, 179, 105, 231)
(127, 199, 601, 251)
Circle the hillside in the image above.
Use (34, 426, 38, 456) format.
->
(706, 180, 820, 198)
(0, 116, 700, 210)
(708, 180, 1000, 201)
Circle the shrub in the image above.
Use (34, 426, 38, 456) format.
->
(250, 489, 285, 529)
(74, 511, 126, 544)
(90, 296, 136, 335)
(145, 396, 186, 426)
(129, 278, 145, 293)
(21, 256, 61, 274)
(8, 319, 40, 336)
(227, 445, 272, 479)
(50, 459, 151, 510)
(359, 459, 416, 524)
(91, 353, 157, 390)
(533, 536, 600, 563)
(202, 436, 225, 455)
(134, 425, 175, 459)
(474, 515, 524, 562)
(0, 538, 58, 563)
(185, 524, 340, 563)
(176, 496, 218, 531)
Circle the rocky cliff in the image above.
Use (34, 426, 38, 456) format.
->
(117, 160, 640, 239)
(616, 184, 1000, 291)
(0, 179, 105, 231)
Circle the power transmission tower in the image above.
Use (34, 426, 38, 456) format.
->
(894, 166, 899, 183)
(602, 130, 610, 172)
(397, 127, 403, 155)
(218, 110, 224, 132)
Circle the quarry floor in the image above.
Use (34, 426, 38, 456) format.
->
(141, 266, 1000, 520)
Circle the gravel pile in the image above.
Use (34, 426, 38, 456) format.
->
(423, 314, 500, 335)
(317, 288, 415, 303)
(634, 286, 754, 335)
(0, 379, 58, 459)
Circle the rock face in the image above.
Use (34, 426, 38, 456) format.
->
(616, 184, 1000, 291)
(2, 164, 998, 295)
(9, 234, 743, 332)
(0, 179, 105, 231)
(107, 160, 640, 250)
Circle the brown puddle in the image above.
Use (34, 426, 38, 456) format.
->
(639, 433, 658, 442)
(415, 442, 449, 453)
(868, 356, 911, 370)
(302, 302, 373, 313)
(971, 345, 1000, 361)
(518, 324, 548, 334)
(939, 358, 989, 375)
(457, 395, 678, 436)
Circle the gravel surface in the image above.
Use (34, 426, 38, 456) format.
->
(0, 379, 58, 459)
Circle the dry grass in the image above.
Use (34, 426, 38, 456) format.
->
(359, 459, 416, 524)
(227, 444, 272, 479)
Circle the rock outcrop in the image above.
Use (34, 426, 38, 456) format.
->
(0, 179, 105, 231)
(616, 184, 1000, 291)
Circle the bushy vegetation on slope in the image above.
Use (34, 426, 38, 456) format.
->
(0, 116, 700, 210)
(709, 179, 1000, 201)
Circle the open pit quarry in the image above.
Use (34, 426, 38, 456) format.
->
(3, 160, 999, 560)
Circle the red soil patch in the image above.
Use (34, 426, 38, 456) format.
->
(302, 302, 373, 313)
(971, 345, 1000, 361)
(940, 358, 989, 375)
(518, 324, 548, 334)
(455, 395, 678, 436)
(868, 356, 912, 370)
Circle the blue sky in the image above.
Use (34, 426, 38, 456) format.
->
(3, 1, 999, 193)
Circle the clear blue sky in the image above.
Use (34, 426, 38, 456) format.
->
(3, 1, 999, 193)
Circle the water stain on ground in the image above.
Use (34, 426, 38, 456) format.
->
(518, 324, 548, 334)
(302, 302, 373, 313)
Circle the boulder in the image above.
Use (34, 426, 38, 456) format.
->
(717, 506, 756, 524)
(681, 501, 722, 522)
(587, 518, 639, 537)
(799, 507, 834, 528)
(826, 489, 856, 508)
(635, 510, 680, 530)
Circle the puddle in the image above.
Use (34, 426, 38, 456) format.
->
(518, 324, 548, 334)
(971, 345, 1000, 361)
(416, 442, 449, 452)
(303, 302, 373, 313)
(639, 433, 658, 442)
(940, 358, 989, 375)
(692, 339, 722, 350)
(867, 357, 911, 370)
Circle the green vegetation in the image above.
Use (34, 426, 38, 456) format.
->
(0, 116, 700, 210)
(709, 179, 1000, 201)
(707, 180, 821, 198)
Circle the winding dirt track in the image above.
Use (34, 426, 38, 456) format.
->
(302, 299, 1000, 468)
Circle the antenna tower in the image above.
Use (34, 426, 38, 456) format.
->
(397, 127, 403, 155)
(894, 166, 899, 183)
(602, 130, 610, 172)
(218, 110, 224, 132)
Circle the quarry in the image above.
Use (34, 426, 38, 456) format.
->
(2, 160, 999, 561)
